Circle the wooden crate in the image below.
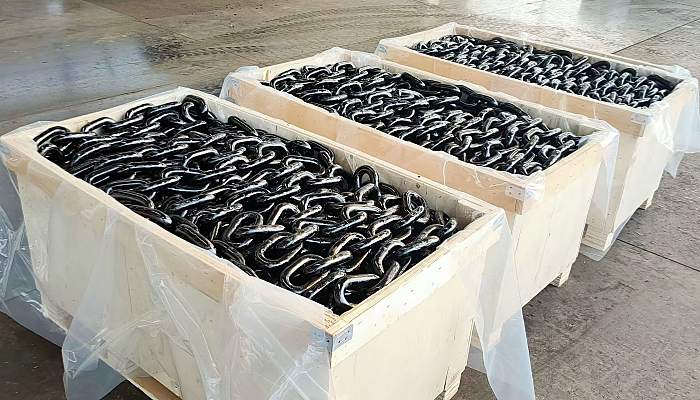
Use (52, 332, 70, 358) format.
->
(375, 23, 697, 252)
(221, 49, 609, 304)
(1, 89, 504, 400)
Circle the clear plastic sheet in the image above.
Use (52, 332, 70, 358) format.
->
(467, 215, 534, 399)
(0, 132, 72, 348)
(0, 88, 534, 400)
(220, 48, 619, 223)
(644, 67, 700, 175)
(376, 22, 700, 176)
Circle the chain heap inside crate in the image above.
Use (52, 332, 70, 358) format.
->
(265, 62, 581, 175)
(34, 95, 460, 314)
(411, 35, 676, 108)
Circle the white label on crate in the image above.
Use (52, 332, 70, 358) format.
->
(630, 113, 653, 124)
(311, 328, 332, 353)
(505, 185, 528, 201)
(331, 325, 354, 351)
(311, 325, 353, 352)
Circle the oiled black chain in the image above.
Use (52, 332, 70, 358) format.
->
(265, 62, 581, 175)
(33, 95, 459, 314)
(411, 35, 676, 108)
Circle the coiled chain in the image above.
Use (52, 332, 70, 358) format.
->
(34, 95, 459, 314)
(411, 35, 676, 108)
(266, 62, 581, 175)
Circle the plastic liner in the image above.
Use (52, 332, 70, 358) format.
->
(220, 47, 619, 226)
(0, 88, 535, 400)
(376, 22, 700, 177)
(468, 214, 534, 399)
(0, 132, 70, 348)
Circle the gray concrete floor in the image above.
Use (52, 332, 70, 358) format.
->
(0, 0, 699, 399)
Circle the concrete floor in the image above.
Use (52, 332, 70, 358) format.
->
(1, 0, 699, 399)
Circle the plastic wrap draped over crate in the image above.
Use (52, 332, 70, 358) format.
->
(220, 48, 619, 304)
(375, 23, 700, 257)
(0, 88, 535, 400)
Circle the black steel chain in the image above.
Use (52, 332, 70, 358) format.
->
(33, 95, 459, 314)
(411, 35, 676, 108)
(265, 62, 581, 175)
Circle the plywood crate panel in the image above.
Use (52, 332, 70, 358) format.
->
(376, 23, 696, 252)
(221, 49, 608, 304)
(1, 88, 503, 400)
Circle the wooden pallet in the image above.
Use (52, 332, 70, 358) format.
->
(375, 23, 696, 254)
(222, 49, 608, 304)
(1, 89, 502, 400)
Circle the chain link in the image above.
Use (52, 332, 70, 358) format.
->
(411, 35, 675, 108)
(34, 95, 459, 314)
(265, 62, 583, 175)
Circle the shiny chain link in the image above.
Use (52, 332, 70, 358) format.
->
(34, 95, 459, 314)
(266, 62, 582, 175)
(411, 35, 675, 108)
